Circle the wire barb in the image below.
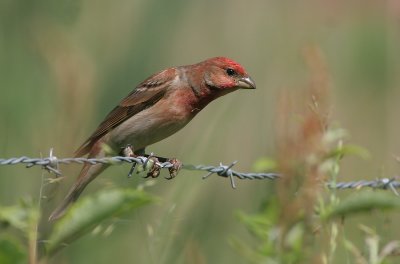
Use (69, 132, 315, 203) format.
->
(43, 148, 61, 176)
(2, 153, 400, 192)
(327, 178, 400, 194)
(0, 154, 280, 187)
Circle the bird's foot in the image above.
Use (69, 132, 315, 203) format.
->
(144, 156, 162, 178)
(121, 145, 180, 179)
(166, 158, 182, 179)
(121, 145, 138, 178)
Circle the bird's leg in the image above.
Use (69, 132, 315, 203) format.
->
(121, 145, 182, 179)
(120, 145, 162, 178)
(140, 154, 182, 179)
(144, 155, 162, 178)
(166, 158, 182, 180)
(121, 144, 135, 157)
(121, 145, 153, 177)
(121, 145, 138, 178)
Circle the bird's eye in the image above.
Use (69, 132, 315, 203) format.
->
(226, 68, 236, 76)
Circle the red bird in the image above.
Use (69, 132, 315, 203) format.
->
(49, 57, 256, 221)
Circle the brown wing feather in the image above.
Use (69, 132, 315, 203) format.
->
(75, 68, 176, 157)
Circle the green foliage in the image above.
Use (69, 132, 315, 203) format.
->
(344, 225, 400, 264)
(0, 200, 39, 232)
(0, 199, 39, 264)
(0, 1, 399, 263)
(0, 238, 26, 264)
(232, 200, 308, 263)
(323, 191, 400, 220)
(235, 125, 400, 263)
(0, 188, 156, 262)
(46, 188, 156, 255)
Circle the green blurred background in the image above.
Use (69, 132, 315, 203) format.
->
(1, 0, 400, 263)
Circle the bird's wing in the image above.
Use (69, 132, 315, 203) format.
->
(75, 68, 176, 157)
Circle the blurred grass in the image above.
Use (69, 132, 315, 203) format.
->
(1, 0, 400, 263)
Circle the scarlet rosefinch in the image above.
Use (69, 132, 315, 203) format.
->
(49, 57, 256, 221)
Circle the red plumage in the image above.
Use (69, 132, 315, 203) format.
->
(49, 57, 256, 221)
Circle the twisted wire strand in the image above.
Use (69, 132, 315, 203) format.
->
(1, 155, 399, 193)
(327, 179, 400, 195)
(0, 155, 280, 188)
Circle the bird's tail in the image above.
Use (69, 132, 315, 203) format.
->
(48, 161, 108, 221)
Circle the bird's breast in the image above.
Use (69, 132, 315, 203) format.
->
(108, 91, 196, 151)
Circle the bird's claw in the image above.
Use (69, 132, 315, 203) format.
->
(166, 158, 182, 180)
(121, 145, 180, 180)
(144, 157, 161, 178)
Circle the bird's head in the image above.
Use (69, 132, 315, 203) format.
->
(202, 57, 256, 91)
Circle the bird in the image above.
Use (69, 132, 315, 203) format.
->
(49, 57, 256, 221)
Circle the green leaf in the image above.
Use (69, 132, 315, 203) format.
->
(0, 238, 26, 264)
(0, 200, 39, 233)
(323, 191, 400, 220)
(327, 144, 370, 160)
(46, 189, 156, 255)
(0, 206, 30, 231)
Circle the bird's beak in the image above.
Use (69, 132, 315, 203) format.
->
(237, 76, 256, 89)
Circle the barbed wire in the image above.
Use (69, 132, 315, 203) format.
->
(0, 153, 280, 189)
(326, 179, 400, 195)
(0, 153, 399, 194)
